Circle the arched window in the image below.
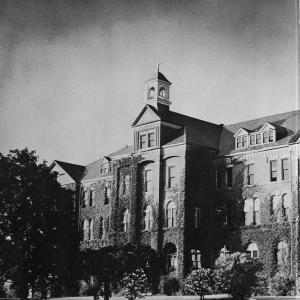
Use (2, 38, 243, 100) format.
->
(166, 201, 176, 228)
(191, 249, 201, 269)
(89, 219, 94, 240)
(148, 87, 155, 98)
(99, 217, 103, 239)
(247, 242, 259, 258)
(282, 194, 290, 219)
(145, 169, 153, 192)
(123, 209, 130, 233)
(253, 198, 260, 225)
(159, 87, 165, 97)
(277, 241, 288, 266)
(219, 245, 230, 258)
(144, 205, 153, 231)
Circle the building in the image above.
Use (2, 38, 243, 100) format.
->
(50, 68, 300, 280)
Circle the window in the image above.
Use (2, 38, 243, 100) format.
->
(89, 188, 95, 207)
(247, 164, 254, 185)
(144, 205, 153, 231)
(269, 131, 275, 142)
(277, 241, 288, 266)
(226, 167, 233, 188)
(167, 166, 176, 188)
(191, 249, 201, 269)
(282, 194, 290, 219)
(100, 162, 110, 174)
(216, 169, 221, 189)
(148, 87, 155, 98)
(81, 188, 87, 207)
(219, 245, 230, 258)
(216, 206, 228, 227)
(194, 207, 202, 228)
(166, 201, 176, 227)
(123, 209, 130, 233)
(256, 134, 261, 144)
(242, 135, 247, 147)
(281, 158, 289, 180)
(270, 195, 275, 215)
(148, 132, 155, 147)
(99, 217, 103, 239)
(123, 174, 130, 194)
(244, 198, 260, 225)
(159, 87, 166, 97)
(140, 134, 147, 149)
(247, 242, 259, 258)
(83, 219, 89, 241)
(270, 160, 277, 182)
(253, 198, 260, 225)
(250, 135, 255, 146)
(263, 132, 268, 143)
(236, 137, 242, 148)
(89, 219, 94, 240)
(145, 169, 153, 192)
(104, 181, 111, 205)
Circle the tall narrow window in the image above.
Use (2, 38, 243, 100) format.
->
(270, 195, 275, 216)
(263, 132, 268, 143)
(89, 188, 95, 207)
(148, 132, 155, 147)
(83, 219, 89, 241)
(247, 164, 254, 185)
(244, 198, 253, 225)
(281, 158, 289, 181)
(166, 201, 176, 227)
(145, 169, 153, 192)
(191, 249, 201, 269)
(104, 181, 111, 205)
(270, 160, 277, 182)
(168, 166, 176, 188)
(144, 205, 153, 231)
(269, 131, 275, 142)
(226, 167, 233, 188)
(123, 174, 130, 194)
(140, 134, 147, 149)
(256, 134, 261, 144)
(282, 194, 290, 219)
(123, 209, 130, 233)
(81, 188, 87, 207)
(236, 137, 242, 148)
(250, 135, 255, 146)
(277, 241, 288, 266)
(194, 207, 202, 228)
(253, 198, 260, 225)
(89, 219, 94, 240)
(99, 217, 103, 239)
(242, 136, 247, 147)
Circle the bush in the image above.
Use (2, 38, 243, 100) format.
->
(183, 268, 213, 299)
(159, 274, 180, 296)
(121, 268, 149, 300)
(213, 252, 262, 300)
(270, 271, 295, 296)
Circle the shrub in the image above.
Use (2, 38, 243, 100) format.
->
(270, 271, 295, 296)
(213, 252, 262, 300)
(183, 268, 213, 299)
(159, 274, 180, 296)
(121, 268, 149, 300)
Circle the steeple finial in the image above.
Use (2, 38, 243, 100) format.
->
(156, 62, 161, 72)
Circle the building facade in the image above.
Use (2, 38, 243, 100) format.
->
(51, 69, 300, 280)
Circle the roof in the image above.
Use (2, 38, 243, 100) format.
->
(109, 145, 134, 158)
(52, 160, 85, 182)
(219, 110, 300, 155)
(145, 71, 171, 84)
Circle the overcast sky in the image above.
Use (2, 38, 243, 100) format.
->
(0, 0, 298, 165)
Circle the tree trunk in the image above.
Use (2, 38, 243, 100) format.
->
(103, 279, 110, 300)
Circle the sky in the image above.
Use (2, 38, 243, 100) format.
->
(0, 0, 298, 165)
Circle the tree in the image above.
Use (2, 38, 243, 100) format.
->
(0, 148, 80, 299)
(183, 268, 213, 300)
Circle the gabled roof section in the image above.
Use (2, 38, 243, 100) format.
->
(51, 160, 85, 182)
(219, 110, 300, 155)
(81, 158, 102, 181)
(132, 105, 161, 127)
(233, 127, 253, 137)
(109, 145, 134, 158)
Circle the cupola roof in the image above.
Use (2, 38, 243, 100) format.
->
(145, 71, 171, 84)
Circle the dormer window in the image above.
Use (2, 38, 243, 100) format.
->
(236, 135, 247, 149)
(269, 131, 274, 142)
(256, 134, 262, 144)
(242, 136, 247, 147)
(249, 134, 255, 146)
(100, 162, 110, 174)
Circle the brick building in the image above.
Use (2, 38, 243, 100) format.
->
(50, 68, 300, 279)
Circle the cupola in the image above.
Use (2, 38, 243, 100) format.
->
(145, 63, 172, 112)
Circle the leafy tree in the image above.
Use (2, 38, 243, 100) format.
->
(121, 268, 149, 300)
(0, 148, 80, 299)
(270, 270, 295, 296)
(183, 268, 213, 299)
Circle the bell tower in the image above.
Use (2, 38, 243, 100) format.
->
(145, 63, 172, 112)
